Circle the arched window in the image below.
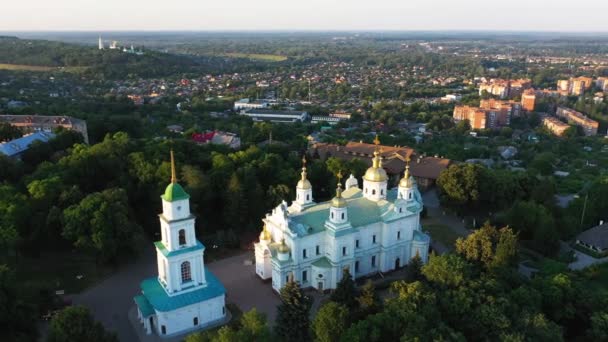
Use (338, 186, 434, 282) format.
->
(331, 212, 334, 219)
(409, 193, 412, 199)
(365, 188, 368, 194)
(181, 261, 192, 283)
(306, 194, 310, 201)
(341, 213, 345, 220)
(399, 207, 402, 213)
(372, 189, 376, 195)
(179, 229, 186, 246)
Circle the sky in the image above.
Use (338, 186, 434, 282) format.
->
(2, 0, 608, 32)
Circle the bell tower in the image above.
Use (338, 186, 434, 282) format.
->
(156, 150, 206, 294)
(293, 156, 314, 211)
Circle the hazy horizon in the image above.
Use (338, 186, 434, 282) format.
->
(3, 0, 608, 32)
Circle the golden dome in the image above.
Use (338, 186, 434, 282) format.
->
(331, 171, 348, 208)
(399, 166, 415, 188)
(363, 136, 388, 182)
(364, 152, 388, 182)
(297, 156, 312, 189)
(399, 158, 416, 188)
(278, 238, 290, 253)
(331, 196, 347, 208)
(259, 224, 271, 241)
(297, 179, 312, 189)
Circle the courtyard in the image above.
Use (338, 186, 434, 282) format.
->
(72, 248, 280, 342)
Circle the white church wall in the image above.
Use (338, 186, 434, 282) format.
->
(154, 295, 225, 337)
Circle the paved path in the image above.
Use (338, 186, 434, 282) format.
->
(73, 247, 280, 342)
(561, 241, 608, 270)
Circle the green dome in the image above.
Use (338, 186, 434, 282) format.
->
(162, 182, 190, 202)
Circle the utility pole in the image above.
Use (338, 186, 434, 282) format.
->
(307, 79, 311, 102)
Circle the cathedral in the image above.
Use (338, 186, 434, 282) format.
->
(255, 138, 430, 292)
(133, 152, 226, 337)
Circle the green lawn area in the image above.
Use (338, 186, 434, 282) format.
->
(0, 63, 88, 72)
(14, 252, 114, 295)
(221, 53, 288, 62)
(0, 63, 55, 71)
(423, 223, 463, 249)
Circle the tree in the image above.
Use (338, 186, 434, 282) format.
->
(436, 163, 492, 213)
(506, 201, 558, 255)
(356, 280, 380, 317)
(408, 251, 424, 280)
(0, 265, 38, 341)
(330, 268, 357, 309)
(455, 222, 518, 270)
(588, 311, 608, 341)
(0, 122, 22, 142)
(312, 301, 349, 342)
(62, 188, 143, 263)
(186, 309, 271, 342)
(275, 278, 311, 342)
(422, 254, 470, 288)
(238, 309, 271, 341)
(48, 306, 117, 342)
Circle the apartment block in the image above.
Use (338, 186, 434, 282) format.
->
(542, 116, 570, 136)
(521, 89, 536, 111)
(478, 78, 531, 99)
(556, 107, 599, 136)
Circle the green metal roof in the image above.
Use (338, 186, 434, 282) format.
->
(414, 230, 431, 243)
(289, 187, 410, 236)
(134, 294, 155, 317)
(155, 240, 205, 257)
(162, 182, 190, 202)
(312, 256, 332, 268)
(140, 270, 225, 312)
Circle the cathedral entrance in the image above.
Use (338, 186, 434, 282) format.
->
(395, 258, 401, 269)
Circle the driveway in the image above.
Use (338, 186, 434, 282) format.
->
(73, 247, 280, 342)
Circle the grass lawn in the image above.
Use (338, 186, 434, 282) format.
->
(14, 251, 114, 295)
(0, 63, 55, 71)
(0, 63, 88, 72)
(423, 223, 463, 249)
(221, 53, 288, 62)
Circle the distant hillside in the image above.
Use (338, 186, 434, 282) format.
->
(0, 37, 228, 78)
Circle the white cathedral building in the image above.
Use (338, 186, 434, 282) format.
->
(134, 152, 226, 338)
(255, 139, 430, 292)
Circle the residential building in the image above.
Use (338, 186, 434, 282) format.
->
(542, 116, 570, 136)
(521, 89, 536, 112)
(453, 102, 512, 130)
(233, 98, 269, 111)
(453, 106, 487, 129)
(440, 94, 462, 102)
(0, 115, 89, 144)
(0, 132, 55, 159)
(478, 78, 531, 98)
(133, 152, 226, 337)
(575, 221, 608, 257)
(311, 116, 342, 125)
(192, 131, 241, 149)
(556, 107, 599, 136)
(556, 77, 594, 96)
(240, 109, 309, 123)
(310, 141, 451, 189)
(254, 146, 430, 292)
(329, 111, 352, 120)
